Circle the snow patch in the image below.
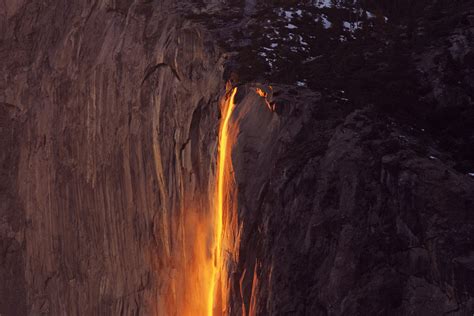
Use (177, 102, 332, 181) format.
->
(283, 10, 293, 20)
(296, 80, 307, 87)
(343, 21, 363, 33)
(366, 11, 375, 19)
(315, 14, 332, 29)
(313, 0, 334, 8)
(279, 8, 303, 21)
(298, 35, 309, 46)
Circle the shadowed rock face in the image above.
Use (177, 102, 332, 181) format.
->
(187, 0, 474, 173)
(229, 86, 474, 315)
(1, 0, 473, 315)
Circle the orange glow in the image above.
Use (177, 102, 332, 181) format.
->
(157, 87, 241, 316)
(248, 262, 260, 316)
(255, 88, 274, 111)
(256, 88, 266, 98)
(154, 88, 240, 316)
(208, 87, 239, 316)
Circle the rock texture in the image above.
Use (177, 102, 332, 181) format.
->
(229, 86, 474, 315)
(1, 1, 225, 314)
(1, 0, 473, 315)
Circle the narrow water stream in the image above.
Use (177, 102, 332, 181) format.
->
(207, 87, 238, 316)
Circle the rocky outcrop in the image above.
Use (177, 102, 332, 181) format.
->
(230, 86, 474, 315)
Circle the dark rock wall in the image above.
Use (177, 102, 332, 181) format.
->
(230, 86, 474, 315)
(0, 104, 26, 316)
(189, 0, 474, 172)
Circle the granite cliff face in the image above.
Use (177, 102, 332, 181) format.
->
(1, 1, 226, 314)
(1, 0, 473, 315)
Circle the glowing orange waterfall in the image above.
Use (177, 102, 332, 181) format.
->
(208, 87, 239, 316)
(161, 87, 239, 316)
(158, 86, 269, 315)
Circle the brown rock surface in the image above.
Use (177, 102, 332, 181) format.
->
(1, 1, 225, 314)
